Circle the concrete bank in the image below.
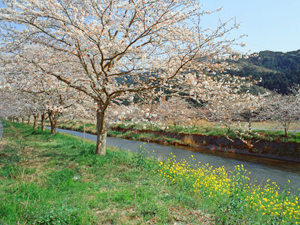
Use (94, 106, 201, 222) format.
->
(110, 127, 300, 163)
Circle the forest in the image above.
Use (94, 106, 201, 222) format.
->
(226, 49, 300, 94)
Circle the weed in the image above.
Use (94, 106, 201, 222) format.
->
(183, 135, 196, 145)
(131, 145, 158, 171)
(0, 146, 20, 164)
(139, 133, 157, 140)
(23, 203, 90, 224)
(60, 124, 67, 129)
(0, 164, 35, 178)
(2, 121, 299, 224)
(107, 130, 121, 137)
(46, 168, 75, 189)
(159, 157, 300, 224)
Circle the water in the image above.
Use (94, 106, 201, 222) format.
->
(0, 120, 3, 140)
(48, 127, 300, 191)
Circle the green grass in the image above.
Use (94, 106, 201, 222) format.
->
(1, 121, 299, 224)
(107, 130, 185, 146)
(159, 157, 300, 224)
(44, 119, 300, 143)
(0, 122, 214, 224)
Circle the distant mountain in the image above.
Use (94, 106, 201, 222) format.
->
(225, 50, 300, 94)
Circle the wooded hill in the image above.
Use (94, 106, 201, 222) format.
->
(226, 49, 300, 94)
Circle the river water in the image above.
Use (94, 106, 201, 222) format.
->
(0, 120, 3, 141)
(49, 127, 300, 191)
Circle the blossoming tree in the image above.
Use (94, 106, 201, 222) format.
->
(1, 51, 85, 134)
(0, 0, 245, 155)
(261, 90, 300, 137)
(180, 73, 265, 147)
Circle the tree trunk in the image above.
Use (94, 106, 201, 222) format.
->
(41, 113, 46, 131)
(285, 127, 288, 138)
(48, 112, 59, 135)
(33, 114, 39, 130)
(96, 129, 107, 155)
(22, 117, 25, 123)
(51, 124, 57, 134)
(27, 116, 31, 125)
(248, 120, 252, 132)
(95, 103, 107, 155)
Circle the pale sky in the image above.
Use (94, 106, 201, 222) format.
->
(0, 0, 299, 54)
(202, 0, 300, 53)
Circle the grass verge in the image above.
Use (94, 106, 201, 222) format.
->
(1, 121, 299, 224)
(55, 119, 300, 143)
(0, 122, 214, 224)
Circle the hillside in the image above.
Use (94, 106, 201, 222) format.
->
(226, 50, 300, 94)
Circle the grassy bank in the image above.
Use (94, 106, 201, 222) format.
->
(54, 120, 300, 161)
(1, 122, 299, 224)
(0, 122, 215, 224)
(57, 120, 300, 143)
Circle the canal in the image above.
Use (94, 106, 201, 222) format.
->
(49, 127, 300, 191)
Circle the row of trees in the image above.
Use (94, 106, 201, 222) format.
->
(109, 90, 300, 143)
(0, 0, 248, 155)
(1, 0, 299, 155)
(2, 81, 300, 147)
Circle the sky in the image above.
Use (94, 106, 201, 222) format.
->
(0, 0, 299, 54)
(202, 0, 300, 54)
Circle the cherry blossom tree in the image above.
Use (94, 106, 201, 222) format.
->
(0, 73, 28, 123)
(1, 52, 84, 134)
(157, 96, 194, 129)
(0, 89, 28, 124)
(0, 0, 245, 155)
(0, 91, 14, 121)
(207, 92, 265, 147)
(261, 90, 300, 137)
(183, 73, 265, 147)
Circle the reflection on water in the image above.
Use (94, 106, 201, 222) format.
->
(49, 127, 300, 191)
